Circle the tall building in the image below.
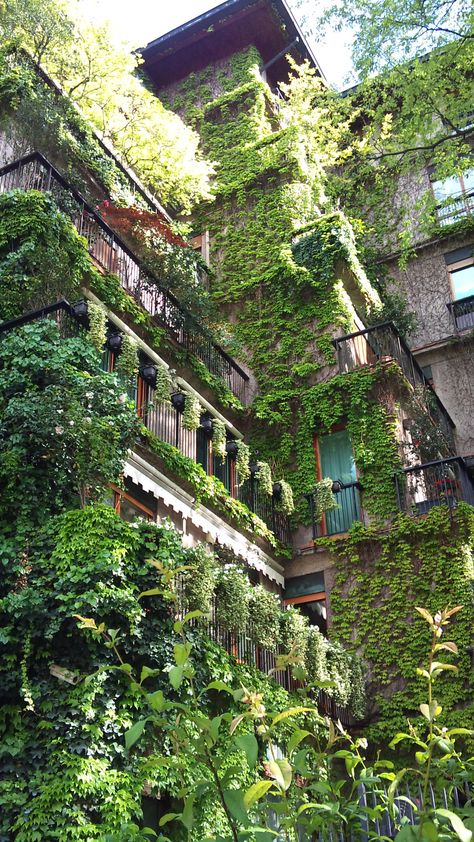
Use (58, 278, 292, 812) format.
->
(0, 2, 472, 835)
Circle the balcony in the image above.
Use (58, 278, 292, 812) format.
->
(333, 321, 456, 452)
(395, 456, 474, 515)
(447, 294, 474, 331)
(0, 153, 249, 402)
(0, 300, 290, 546)
(436, 187, 474, 227)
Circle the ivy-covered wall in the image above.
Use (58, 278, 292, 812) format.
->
(327, 505, 474, 743)
(160, 41, 474, 743)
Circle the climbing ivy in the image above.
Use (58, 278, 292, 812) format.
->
(328, 505, 474, 743)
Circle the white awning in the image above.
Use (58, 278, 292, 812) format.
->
(124, 453, 285, 586)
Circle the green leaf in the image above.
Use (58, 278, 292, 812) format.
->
(180, 794, 195, 831)
(138, 587, 164, 600)
(140, 666, 161, 684)
(147, 690, 165, 711)
(125, 718, 148, 750)
(266, 758, 292, 791)
(414, 607, 434, 625)
(421, 820, 439, 842)
(435, 810, 473, 842)
(159, 813, 179, 827)
(243, 780, 274, 809)
(168, 665, 184, 690)
(287, 728, 310, 755)
(235, 733, 258, 768)
(205, 680, 234, 695)
(173, 642, 191, 666)
(271, 706, 312, 726)
(223, 789, 248, 824)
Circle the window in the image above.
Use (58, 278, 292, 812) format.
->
(284, 573, 327, 635)
(431, 169, 474, 226)
(112, 482, 156, 522)
(447, 257, 474, 330)
(314, 428, 362, 536)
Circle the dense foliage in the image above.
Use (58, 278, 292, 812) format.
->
(0, 0, 213, 211)
(329, 505, 474, 742)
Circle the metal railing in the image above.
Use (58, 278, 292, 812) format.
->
(0, 152, 249, 402)
(177, 584, 353, 727)
(436, 187, 474, 226)
(333, 321, 456, 451)
(447, 294, 474, 331)
(306, 481, 363, 538)
(239, 479, 293, 547)
(395, 456, 474, 516)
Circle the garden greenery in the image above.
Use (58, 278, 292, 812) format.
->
(182, 392, 202, 431)
(116, 333, 139, 379)
(212, 417, 227, 461)
(87, 300, 107, 353)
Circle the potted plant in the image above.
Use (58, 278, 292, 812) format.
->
(235, 441, 250, 482)
(153, 365, 173, 405)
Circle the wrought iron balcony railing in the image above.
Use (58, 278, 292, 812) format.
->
(395, 456, 474, 516)
(0, 153, 249, 402)
(447, 294, 474, 331)
(0, 301, 290, 545)
(175, 582, 353, 725)
(333, 321, 456, 452)
(436, 188, 474, 227)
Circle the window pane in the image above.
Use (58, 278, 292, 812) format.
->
(461, 169, 474, 193)
(432, 175, 461, 201)
(451, 265, 474, 300)
(319, 429, 356, 484)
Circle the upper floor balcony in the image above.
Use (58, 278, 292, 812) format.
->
(0, 153, 249, 403)
(332, 320, 456, 451)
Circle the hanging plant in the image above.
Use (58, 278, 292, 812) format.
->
(235, 440, 250, 483)
(182, 392, 201, 431)
(276, 479, 294, 515)
(305, 626, 329, 685)
(183, 544, 218, 618)
(248, 585, 281, 652)
(348, 654, 366, 719)
(326, 640, 352, 706)
(153, 365, 173, 405)
(215, 565, 250, 633)
(279, 606, 310, 661)
(314, 477, 339, 519)
(212, 418, 227, 462)
(116, 333, 138, 378)
(256, 460, 273, 496)
(87, 301, 107, 354)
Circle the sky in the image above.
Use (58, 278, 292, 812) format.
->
(78, 0, 355, 89)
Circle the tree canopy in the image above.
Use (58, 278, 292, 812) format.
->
(1, 0, 214, 212)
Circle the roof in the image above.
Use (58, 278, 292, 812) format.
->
(139, 0, 325, 90)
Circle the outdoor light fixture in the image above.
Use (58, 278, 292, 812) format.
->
(106, 332, 123, 353)
(71, 300, 89, 322)
(272, 481, 282, 498)
(171, 392, 186, 412)
(225, 440, 238, 459)
(200, 412, 213, 437)
(141, 363, 157, 388)
(331, 479, 343, 494)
